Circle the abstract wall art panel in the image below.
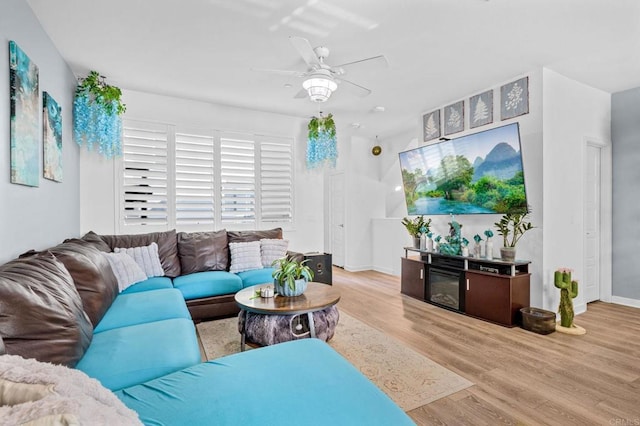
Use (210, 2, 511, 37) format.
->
(470, 90, 493, 128)
(422, 109, 441, 142)
(444, 100, 464, 135)
(501, 76, 529, 120)
(43, 92, 62, 182)
(9, 41, 40, 187)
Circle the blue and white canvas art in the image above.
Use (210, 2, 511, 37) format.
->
(9, 41, 40, 187)
(43, 92, 63, 182)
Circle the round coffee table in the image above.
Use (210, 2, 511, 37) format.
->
(235, 282, 340, 350)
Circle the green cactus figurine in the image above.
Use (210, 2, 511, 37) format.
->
(554, 268, 578, 328)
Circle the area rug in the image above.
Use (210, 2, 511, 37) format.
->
(196, 311, 473, 411)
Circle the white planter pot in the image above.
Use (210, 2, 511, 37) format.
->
(275, 278, 308, 297)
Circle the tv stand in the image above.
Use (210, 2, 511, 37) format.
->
(401, 248, 531, 327)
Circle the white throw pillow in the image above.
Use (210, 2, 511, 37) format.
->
(102, 252, 147, 292)
(260, 239, 289, 267)
(114, 242, 164, 278)
(229, 241, 263, 273)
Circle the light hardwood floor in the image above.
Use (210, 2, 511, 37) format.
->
(332, 267, 640, 426)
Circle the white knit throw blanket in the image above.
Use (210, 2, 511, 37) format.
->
(0, 355, 141, 425)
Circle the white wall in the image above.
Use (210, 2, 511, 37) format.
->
(343, 135, 386, 271)
(371, 218, 410, 275)
(542, 69, 612, 313)
(0, 0, 79, 262)
(80, 89, 324, 253)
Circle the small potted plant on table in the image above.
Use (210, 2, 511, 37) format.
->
(494, 210, 534, 261)
(401, 216, 431, 249)
(272, 258, 315, 297)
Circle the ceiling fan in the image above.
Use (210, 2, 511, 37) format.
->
(254, 36, 388, 102)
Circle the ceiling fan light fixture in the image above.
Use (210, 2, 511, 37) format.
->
(302, 76, 337, 102)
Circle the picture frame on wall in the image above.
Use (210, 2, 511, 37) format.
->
(43, 92, 63, 182)
(9, 40, 40, 187)
(501, 76, 529, 120)
(444, 100, 464, 135)
(469, 90, 493, 128)
(422, 109, 441, 142)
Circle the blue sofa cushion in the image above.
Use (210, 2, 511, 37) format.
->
(76, 318, 200, 391)
(94, 289, 191, 333)
(237, 267, 275, 288)
(116, 339, 414, 426)
(172, 271, 242, 300)
(120, 276, 173, 294)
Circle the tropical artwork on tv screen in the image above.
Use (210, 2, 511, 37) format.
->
(399, 122, 528, 215)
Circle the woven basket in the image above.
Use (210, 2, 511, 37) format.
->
(520, 307, 556, 335)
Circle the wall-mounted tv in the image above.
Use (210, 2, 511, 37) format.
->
(399, 122, 528, 215)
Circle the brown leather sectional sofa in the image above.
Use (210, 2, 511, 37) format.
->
(86, 227, 289, 321)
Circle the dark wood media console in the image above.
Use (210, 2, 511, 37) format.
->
(401, 248, 531, 327)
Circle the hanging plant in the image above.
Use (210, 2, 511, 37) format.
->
(73, 71, 126, 158)
(306, 113, 337, 169)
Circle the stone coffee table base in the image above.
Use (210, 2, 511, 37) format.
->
(238, 305, 339, 348)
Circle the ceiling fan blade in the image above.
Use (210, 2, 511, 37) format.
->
(289, 36, 320, 67)
(250, 67, 307, 78)
(334, 55, 388, 73)
(294, 88, 308, 99)
(338, 78, 372, 97)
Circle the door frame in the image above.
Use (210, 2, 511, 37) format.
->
(329, 172, 346, 268)
(583, 137, 612, 303)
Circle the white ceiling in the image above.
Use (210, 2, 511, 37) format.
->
(26, 0, 640, 139)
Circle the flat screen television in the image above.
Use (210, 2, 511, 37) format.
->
(399, 122, 528, 215)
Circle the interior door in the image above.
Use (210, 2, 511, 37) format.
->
(331, 173, 345, 268)
(584, 144, 601, 303)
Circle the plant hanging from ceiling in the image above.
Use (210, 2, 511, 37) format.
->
(73, 71, 126, 158)
(306, 113, 337, 169)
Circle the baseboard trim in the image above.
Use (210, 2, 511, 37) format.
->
(372, 266, 395, 275)
(574, 302, 587, 316)
(611, 296, 640, 309)
(344, 265, 372, 273)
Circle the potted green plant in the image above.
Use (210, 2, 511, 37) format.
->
(494, 210, 534, 261)
(272, 258, 314, 297)
(401, 216, 431, 249)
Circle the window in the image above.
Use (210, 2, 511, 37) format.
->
(121, 121, 169, 226)
(119, 120, 294, 231)
(220, 136, 255, 223)
(260, 138, 293, 222)
(175, 131, 215, 226)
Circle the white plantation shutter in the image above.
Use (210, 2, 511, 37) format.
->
(260, 138, 293, 222)
(118, 123, 295, 230)
(175, 131, 215, 226)
(220, 136, 256, 223)
(121, 121, 169, 226)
